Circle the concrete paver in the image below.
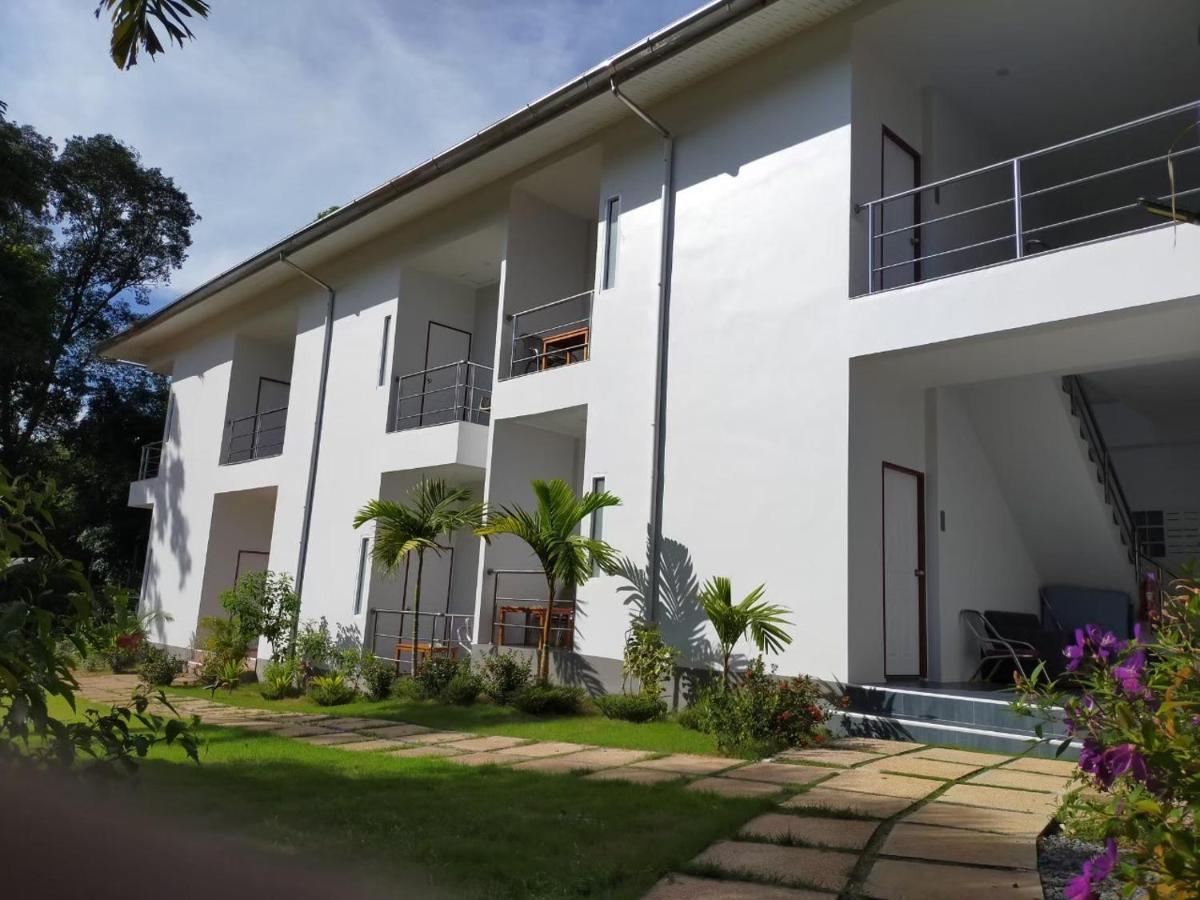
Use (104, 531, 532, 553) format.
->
(880, 822, 1037, 870)
(938, 783, 1059, 815)
(332, 738, 407, 753)
(357, 723, 433, 739)
(739, 813, 877, 850)
(631, 754, 745, 775)
(584, 767, 683, 785)
(298, 732, 372, 746)
(442, 735, 528, 752)
(643, 874, 830, 899)
(830, 738, 924, 755)
(968, 768, 1070, 794)
(443, 751, 517, 767)
(494, 741, 593, 759)
(687, 777, 784, 799)
(902, 801, 1049, 837)
(1002, 756, 1078, 777)
(863, 755, 979, 780)
(399, 730, 475, 745)
(863, 858, 1042, 899)
(386, 745, 463, 759)
(914, 747, 1012, 767)
(816, 770, 943, 801)
(511, 747, 654, 774)
(781, 786, 915, 819)
(776, 748, 881, 768)
(724, 762, 833, 786)
(692, 840, 856, 893)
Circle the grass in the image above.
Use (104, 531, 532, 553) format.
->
(49, 695, 766, 899)
(163, 683, 724, 755)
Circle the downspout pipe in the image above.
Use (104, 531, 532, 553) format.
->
(610, 78, 675, 622)
(278, 253, 335, 654)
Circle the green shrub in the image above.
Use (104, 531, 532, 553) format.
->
(218, 570, 298, 653)
(196, 615, 249, 686)
(689, 658, 830, 756)
(137, 644, 184, 686)
(260, 656, 300, 700)
(621, 619, 676, 699)
(295, 618, 334, 684)
(442, 667, 483, 706)
(595, 693, 666, 723)
(415, 656, 460, 699)
(512, 683, 585, 716)
(479, 650, 532, 704)
(359, 652, 396, 702)
(676, 702, 704, 731)
(390, 676, 425, 701)
(307, 672, 358, 706)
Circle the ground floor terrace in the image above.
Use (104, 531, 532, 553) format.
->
(846, 290, 1200, 705)
(76, 673, 1074, 899)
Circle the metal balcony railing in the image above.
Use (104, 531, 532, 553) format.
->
(366, 608, 474, 668)
(858, 98, 1200, 294)
(137, 441, 162, 480)
(505, 290, 592, 379)
(487, 568, 575, 650)
(392, 360, 492, 431)
(223, 406, 287, 464)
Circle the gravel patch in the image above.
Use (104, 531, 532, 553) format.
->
(1039, 832, 1123, 900)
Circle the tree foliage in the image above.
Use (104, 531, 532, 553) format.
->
(95, 0, 211, 70)
(0, 110, 195, 585)
(697, 576, 792, 687)
(0, 466, 198, 773)
(353, 479, 483, 675)
(477, 479, 621, 680)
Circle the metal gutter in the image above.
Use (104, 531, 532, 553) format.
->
(100, 0, 787, 355)
(609, 79, 676, 623)
(276, 254, 335, 653)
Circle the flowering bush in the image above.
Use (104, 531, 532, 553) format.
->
(684, 658, 830, 756)
(1014, 575, 1200, 898)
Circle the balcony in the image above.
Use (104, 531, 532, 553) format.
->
(223, 406, 287, 464)
(858, 99, 1200, 295)
(391, 361, 492, 432)
(504, 291, 592, 380)
(136, 440, 162, 480)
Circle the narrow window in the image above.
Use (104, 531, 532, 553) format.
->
(378, 315, 392, 387)
(590, 476, 606, 576)
(353, 536, 370, 614)
(602, 197, 620, 290)
(163, 394, 175, 443)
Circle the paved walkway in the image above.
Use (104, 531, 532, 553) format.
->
(79, 675, 1073, 898)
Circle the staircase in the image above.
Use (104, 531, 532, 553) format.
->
(836, 683, 1075, 758)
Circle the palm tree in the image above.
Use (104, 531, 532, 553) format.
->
(697, 576, 793, 687)
(477, 479, 621, 681)
(353, 478, 483, 675)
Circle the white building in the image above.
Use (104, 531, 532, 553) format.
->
(106, 0, 1200, 736)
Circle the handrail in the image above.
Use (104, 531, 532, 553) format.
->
(392, 359, 492, 431)
(860, 96, 1200, 210)
(137, 440, 163, 480)
(505, 289, 594, 320)
(227, 404, 289, 427)
(859, 98, 1200, 293)
(1064, 375, 1135, 548)
(224, 405, 288, 464)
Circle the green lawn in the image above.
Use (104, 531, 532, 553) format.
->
(56, 696, 767, 899)
(163, 684, 723, 755)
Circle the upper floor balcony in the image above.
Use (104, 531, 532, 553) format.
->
(857, 98, 1200, 296)
(503, 290, 593, 380)
(223, 404, 288, 464)
(391, 360, 492, 431)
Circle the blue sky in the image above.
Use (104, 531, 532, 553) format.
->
(0, 0, 700, 309)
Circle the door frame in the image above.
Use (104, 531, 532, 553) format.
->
(422, 321, 473, 426)
(881, 461, 928, 679)
(879, 125, 923, 288)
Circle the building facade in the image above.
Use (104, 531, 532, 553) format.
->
(107, 0, 1200, 700)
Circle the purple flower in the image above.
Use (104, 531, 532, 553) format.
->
(1112, 649, 1148, 695)
(1083, 742, 1148, 790)
(1063, 625, 1124, 670)
(1078, 738, 1103, 776)
(1065, 628, 1088, 671)
(1065, 840, 1118, 900)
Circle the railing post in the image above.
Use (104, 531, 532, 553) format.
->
(1012, 158, 1024, 259)
(508, 314, 518, 380)
(463, 363, 474, 423)
(866, 203, 876, 294)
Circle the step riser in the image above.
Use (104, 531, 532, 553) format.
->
(841, 685, 1068, 737)
(836, 712, 1079, 760)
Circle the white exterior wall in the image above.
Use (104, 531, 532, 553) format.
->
(128, 1, 1200, 687)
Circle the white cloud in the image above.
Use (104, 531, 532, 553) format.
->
(0, 0, 697, 299)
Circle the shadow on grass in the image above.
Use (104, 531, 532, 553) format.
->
(138, 728, 770, 900)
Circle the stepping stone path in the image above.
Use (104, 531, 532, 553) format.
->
(77, 674, 1071, 898)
